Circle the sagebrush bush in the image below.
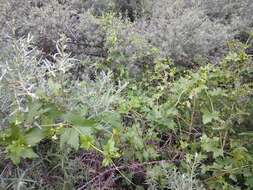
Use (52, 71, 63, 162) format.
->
(0, 0, 106, 61)
(0, 35, 47, 124)
(0, 34, 123, 125)
(133, 0, 234, 65)
(147, 165, 205, 190)
(1, 0, 252, 69)
(68, 71, 127, 117)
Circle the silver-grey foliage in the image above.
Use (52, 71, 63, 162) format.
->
(0, 34, 125, 126)
(1, 0, 252, 68)
(146, 154, 205, 190)
(147, 168, 205, 190)
(0, 35, 74, 125)
(134, 0, 234, 65)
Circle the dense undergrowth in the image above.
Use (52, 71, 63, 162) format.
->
(0, 0, 253, 189)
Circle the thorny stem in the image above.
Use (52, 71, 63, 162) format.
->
(90, 143, 104, 155)
(112, 162, 136, 186)
(205, 89, 214, 112)
(189, 94, 196, 141)
(174, 90, 186, 107)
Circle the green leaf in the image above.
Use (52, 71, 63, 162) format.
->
(101, 111, 122, 128)
(102, 157, 112, 167)
(20, 148, 38, 159)
(129, 96, 141, 108)
(202, 111, 220, 124)
(166, 107, 178, 116)
(42, 104, 63, 125)
(60, 128, 79, 150)
(9, 124, 23, 141)
(7, 143, 38, 164)
(8, 155, 21, 165)
(25, 127, 45, 146)
(201, 134, 223, 158)
(102, 138, 120, 166)
(103, 138, 117, 154)
(75, 126, 93, 136)
(63, 113, 96, 127)
(125, 126, 144, 150)
(26, 101, 43, 123)
(80, 135, 94, 150)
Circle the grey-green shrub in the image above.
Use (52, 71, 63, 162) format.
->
(0, 0, 106, 60)
(103, 13, 159, 77)
(0, 0, 252, 72)
(0, 35, 75, 124)
(133, 0, 231, 65)
(0, 34, 125, 126)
